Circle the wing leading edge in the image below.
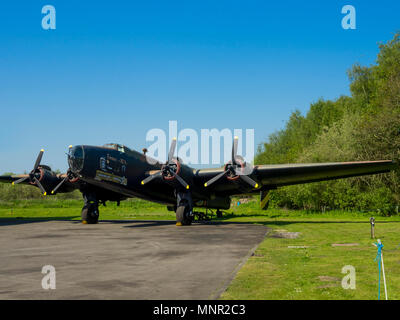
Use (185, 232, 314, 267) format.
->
(254, 160, 396, 187)
(0, 174, 30, 184)
(195, 160, 396, 192)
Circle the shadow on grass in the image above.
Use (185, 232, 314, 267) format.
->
(217, 217, 400, 227)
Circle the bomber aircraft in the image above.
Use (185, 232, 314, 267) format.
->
(0, 137, 396, 225)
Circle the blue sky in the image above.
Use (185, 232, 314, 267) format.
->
(0, 0, 399, 172)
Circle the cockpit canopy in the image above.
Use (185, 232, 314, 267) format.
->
(103, 143, 131, 153)
(68, 145, 84, 173)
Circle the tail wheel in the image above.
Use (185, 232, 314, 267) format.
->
(81, 203, 99, 224)
(175, 205, 192, 226)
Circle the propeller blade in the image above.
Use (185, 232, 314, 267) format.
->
(204, 170, 229, 187)
(234, 155, 254, 176)
(232, 136, 238, 164)
(141, 171, 162, 185)
(12, 176, 29, 185)
(168, 138, 177, 163)
(175, 174, 190, 190)
(33, 176, 47, 195)
(33, 149, 44, 171)
(239, 174, 259, 189)
(51, 176, 68, 194)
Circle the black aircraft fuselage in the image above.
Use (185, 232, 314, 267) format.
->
(67, 144, 231, 210)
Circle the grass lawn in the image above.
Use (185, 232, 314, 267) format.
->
(1, 198, 399, 300)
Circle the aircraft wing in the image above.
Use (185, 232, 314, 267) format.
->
(195, 160, 396, 195)
(0, 174, 30, 184)
(0, 173, 79, 194)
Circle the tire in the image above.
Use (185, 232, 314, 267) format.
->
(175, 205, 192, 226)
(184, 213, 193, 226)
(81, 203, 99, 224)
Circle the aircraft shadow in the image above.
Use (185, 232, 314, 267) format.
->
(1, 217, 398, 229)
(116, 220, 251, 228)
(0, 216, 80, 227)
(88, 219, 261, 228)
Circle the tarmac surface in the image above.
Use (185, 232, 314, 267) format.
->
(0, 219, 268, 299)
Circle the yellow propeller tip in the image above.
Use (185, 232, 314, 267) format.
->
(51, 191, 54, 194)
(255, 184, 259, 189)
(234, 136, 239, 140)
(11, 182, 14, 185)
(204, 183, 207, 187)
(41, 149, 44, 152)
(43, 192, 47, 196)
(186, 185, 190, 190)
(173, 137, 177, 140)
(141, 181, 144, 185)
(68, 145, 73, 148)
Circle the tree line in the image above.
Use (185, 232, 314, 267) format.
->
(255, 33, 400, 215)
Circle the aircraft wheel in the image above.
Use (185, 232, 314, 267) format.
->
(175, 205, 192, 226)
(81, 203, 99, 224)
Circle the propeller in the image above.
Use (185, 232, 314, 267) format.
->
(12, 149, 48, 195)
(141, 137, 190, 189)
(204, 136, 259, 189)
(50, 169, 78, 194)
(50, 145, 81, 194)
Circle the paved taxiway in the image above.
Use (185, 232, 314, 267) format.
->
(0, 220, 268, 299)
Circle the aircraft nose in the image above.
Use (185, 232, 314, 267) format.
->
(68, 145, 85, 173)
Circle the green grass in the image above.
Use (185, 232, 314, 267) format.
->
(221, 218, 400, 300)
(1, 197, 400, 300)
(220, 201, 400, 300)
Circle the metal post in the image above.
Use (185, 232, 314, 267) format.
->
(377, 239, 388, 300)
(370, 217, 375, 239)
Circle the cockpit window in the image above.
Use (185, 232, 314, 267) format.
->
(68, 146, 84, 172)
(103, 143, 130, 153)
(70, 146, 83, 159)
(103, 143, 117, 150)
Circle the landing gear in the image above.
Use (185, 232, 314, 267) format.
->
(175, 191, 193, 226)
(81, 192, 99, 224)
(193, 211, 211, 221)
(175, 205, 193, 226)
(81, 203, 99, 224)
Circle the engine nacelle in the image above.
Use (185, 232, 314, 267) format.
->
(32, 166, 64, 194)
